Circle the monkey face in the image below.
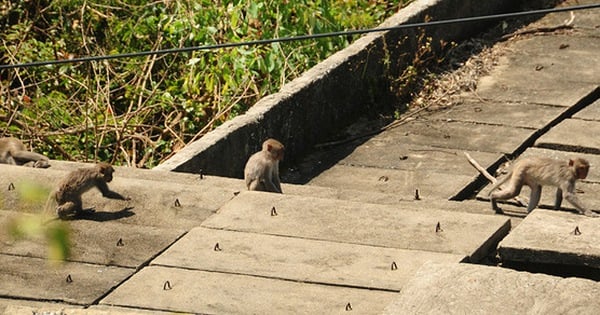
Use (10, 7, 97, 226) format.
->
(576, 166, 588, 179)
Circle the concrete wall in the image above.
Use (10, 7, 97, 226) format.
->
(155, 0, 554, 178)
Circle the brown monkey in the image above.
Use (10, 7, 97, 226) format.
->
(244, 138, 284, 193)
(0, 137, 50, 168)
(489, 156, 597, 217)
(55, 162, 130, 218)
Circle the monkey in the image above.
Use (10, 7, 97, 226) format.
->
(244, 138, 285, 193)
(55, 162, 130, 218)
(0, 137, 50, 168)
(489, 156, 597, 217)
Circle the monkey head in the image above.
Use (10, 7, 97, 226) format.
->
(264, 138, 285, 161)
(98, 162, 115, 182)
(570, 158, 589, 180)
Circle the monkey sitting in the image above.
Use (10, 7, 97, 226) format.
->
(0, 137, 50, 168)
(55, 162, 130, 219)
(489, 156, 597, 217)
(244, 138, 285, 193)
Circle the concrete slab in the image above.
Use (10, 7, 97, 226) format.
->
(339, 142, 501, 176)
(0, 254, 133, 305)
(369, 119, 535, 154)
(428, 100, 566, 129)
(202, 191, 510, 261)
(0, 210, 185, 268)
(498, 209, 600, 268)
(573, 99, 600, 121)
(151, 227, 464, 291)
(0, 298, 80, 314)
(0, 164, 230, 229)
(535, 118, 600, 154)
(101, 265, 397, 314)
(4, 305, 168, 315)
(309, 164, 474, 200)
(382, 262, 600, 314)
(476, 51, 598, 106)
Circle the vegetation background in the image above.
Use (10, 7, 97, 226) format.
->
(0, 0, 409, 168)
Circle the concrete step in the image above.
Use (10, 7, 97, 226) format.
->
(202, 191, 510, 262)
(0, 254, 132, 305)
(151, 227, 464, 292)
(383, 262, 600, 314)
(100, 265, 397, 314)
(498, 209, 600, 270)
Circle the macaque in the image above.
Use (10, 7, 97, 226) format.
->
(55, 162, 130, 218)
(244, 138, 284, 193)
(489, 156, 597, 217)
(0, 137, 50, 168)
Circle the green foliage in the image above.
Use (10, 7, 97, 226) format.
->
(0, 0, 408, 167)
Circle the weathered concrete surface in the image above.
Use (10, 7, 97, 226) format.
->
(428, 100, 566, 129)
(101, 266, 397, 314)
(0, 254, 132, 305)
(152, 227, 464, 291)
(309, 164, 474, 200)
(476, 34, 599, 106)
(498, 209, 600, 268)
(574, 99, 600, 121)
(0, 164, 230, 229)
(0, 210, 185, 268)
(339, 143, 501, 176)
(202, 191, 510, 262)
(383, 262, 600, 315)
(155, 0, 553, 178)
(535, 118, 600, 154)
(363, 119, 536, 154)
(0, 299, 79, 314)
(3, 305, 169, 315)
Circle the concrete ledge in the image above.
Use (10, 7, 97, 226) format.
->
(498, 209, 600, 269)
(155, 0, 558, 178)
(383, 262, 600, 314)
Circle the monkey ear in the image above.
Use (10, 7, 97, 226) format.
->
(569, 159, 574, 166)
(266, 144, 273, 151)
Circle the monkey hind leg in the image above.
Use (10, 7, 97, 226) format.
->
(56, 200, 85, 219)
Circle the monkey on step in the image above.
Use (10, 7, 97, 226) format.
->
(244, 138, 284, 193)
(489, 156, 597, 217)
(55, 162, 130, 219)
(0, 137, 50, 168)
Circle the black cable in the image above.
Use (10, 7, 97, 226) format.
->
(1, 3, 598, 70)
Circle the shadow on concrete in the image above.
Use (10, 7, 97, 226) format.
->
(68, 207, 136, 222)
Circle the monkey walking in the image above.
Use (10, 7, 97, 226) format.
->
(244, 138, 285, 193)
(54, 163, 130, 219)
(0, 137, 50, 168)
(489, 156, 597, 217)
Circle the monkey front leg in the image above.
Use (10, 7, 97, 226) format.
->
(564, 192, 598, 217)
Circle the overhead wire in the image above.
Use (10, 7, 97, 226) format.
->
(0, 3, 599, 70)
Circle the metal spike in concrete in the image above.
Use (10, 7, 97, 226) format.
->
(151, 227, 464, 291)
(382, 262, 600, 314)
(0, 254, 132, 305)
(498, 209, 600, 269)
(309, 164, 475, 200)
(0, 210, 185, 268)
(202, 191, 510, 262)
(100, 266, 397, 314)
